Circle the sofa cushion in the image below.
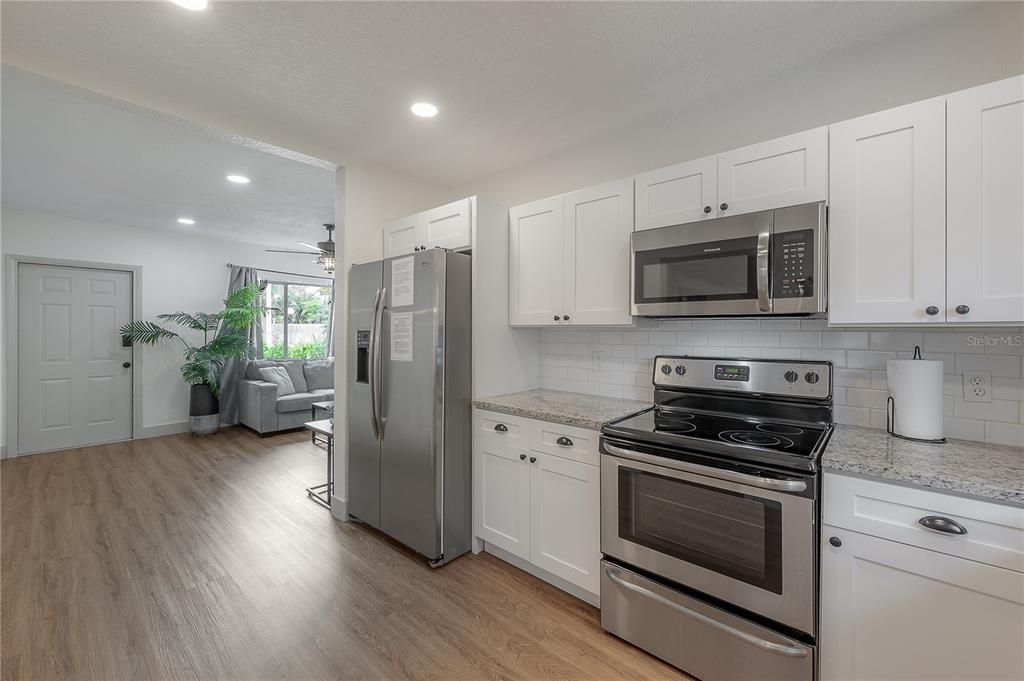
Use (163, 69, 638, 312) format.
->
(304, 359, 334, 391)
(279, 360, 308, 393)
(246, 359, 280, 381)
(259, 366, 296, 397)
(276, 392, 320, 414)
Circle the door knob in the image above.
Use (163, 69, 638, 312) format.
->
(519, 453, 526, 461)
(122, 362, 132, 368)
(925, 306, 939, 316)
(703, 205, 712, 214)
(955, 305, 970, 315)
(720, 202, 729, 211)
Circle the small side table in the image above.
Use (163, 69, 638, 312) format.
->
(303, 418, 333, 509)
(310, 401, 334, 446)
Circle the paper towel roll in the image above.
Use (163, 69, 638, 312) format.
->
(886, 359, 945, 441)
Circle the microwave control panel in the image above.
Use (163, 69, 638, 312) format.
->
(773, 228, 814, 299)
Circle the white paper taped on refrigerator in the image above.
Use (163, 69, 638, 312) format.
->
(391, 256, 414, 307)
(390, 311, 413, 361)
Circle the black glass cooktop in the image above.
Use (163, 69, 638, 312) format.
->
(604, 406, 828, 459)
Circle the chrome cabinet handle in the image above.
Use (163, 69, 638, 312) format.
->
(494, 423, 508, 432)
(604, 443, 807, 493)
(918, 515, 968, 536)
(556, 436, 573, 447)
(604, 568, 809, 658)
(756, 230, 770, 313)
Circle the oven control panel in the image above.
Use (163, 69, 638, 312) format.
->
(773, 228, 814, 299)
(654, 356, 831, 399)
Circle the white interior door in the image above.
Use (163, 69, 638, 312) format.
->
(947, 75, 1024, 324)
(562, 177, 634, 325)
(828, 98, 947, 324)
(18, 264, 133, 455)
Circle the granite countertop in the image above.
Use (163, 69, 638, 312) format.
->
(473, 389, 650, 431)
(823, 425, 1024, 506)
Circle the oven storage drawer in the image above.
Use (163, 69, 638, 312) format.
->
(601, 562, 814, 681)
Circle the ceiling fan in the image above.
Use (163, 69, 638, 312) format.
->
(266, 223, 336, 274)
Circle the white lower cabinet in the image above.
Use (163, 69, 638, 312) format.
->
(821, 472, 1024, 681)
(473, 410, 601, 599)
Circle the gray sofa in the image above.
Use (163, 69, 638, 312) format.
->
(238, 358, 334, 435)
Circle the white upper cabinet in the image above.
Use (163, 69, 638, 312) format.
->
(947, 75, 1024, 324)
(509, 196, 565, 325)
(421, 198, 472, 252)
(717, 127, 828, 217)
(382, 197, 473, 258)
(382, 215, 420, 258)
(634, 155, 717, 230)
(562, 178, 634, 325)
(828, 98, 947, 325)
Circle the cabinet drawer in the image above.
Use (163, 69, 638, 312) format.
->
(824, 472, 1024, 573)
(529, 420, 599, 466)
(474, 409, 531, 446)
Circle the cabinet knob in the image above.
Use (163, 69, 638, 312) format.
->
(122, 361, 132, 368)
(828, 536, 842, 548)
(494, 423, 508, 433)
(519, 453, 526, 461)
(703, 205, 712, 214)
(955, 304, 970, 315)
(720, 202, 729, 211)
(529, 456, 537, 464)
(553, 315, 561, 321)
(421, 245, 426, 250)
(563, 314, 570, 321)
(925, 306, 939, 316)
(556, 436, 574, 447)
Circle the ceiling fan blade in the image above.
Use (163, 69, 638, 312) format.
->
(296, 241, 325, 252)
(265, 249, 321, 255)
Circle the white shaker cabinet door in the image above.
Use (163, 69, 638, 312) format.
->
(634, 155, 718, 230)
(716, 127, 827, 217)
(383, 214, 421, 258)
(947, 75, 1024, 325)
(509, 196, 565, 326)
(821, 526, 1024, 681)
(421, 197, 472, 252)
(828, 99, 947, 324)
(562, 177, 634, 326)
(473, 439, 531, 561)
(529, 452, 601, 595)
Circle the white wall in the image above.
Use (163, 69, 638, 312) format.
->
(2, 209, 329, 446)
(453, 2, 1024, 207)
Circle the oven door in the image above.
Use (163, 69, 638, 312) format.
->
(631, 211, 772, 316)
(601, 440, 815, 634)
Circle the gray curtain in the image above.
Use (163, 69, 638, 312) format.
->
(219, 265, 264, 425)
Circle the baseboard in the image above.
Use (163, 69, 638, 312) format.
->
(0, 444, 7, 460)
(330, 495, 348, 521)
(482, 542, 600, 608)
(137, 421, 190, 439)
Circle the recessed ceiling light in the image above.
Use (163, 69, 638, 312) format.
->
(177, 217, 196, 225)
(226, 174, 250, 184)
(170, 0, 208, 10)
(411, 102, 438, 118)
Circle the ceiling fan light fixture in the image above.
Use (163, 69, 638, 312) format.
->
(318, 253, 336, 275)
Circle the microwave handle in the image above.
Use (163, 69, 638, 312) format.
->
(756, 230, 770, 312)
(604, 443, 807, 493)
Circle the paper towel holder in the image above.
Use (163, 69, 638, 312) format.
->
(886, 345, 947, 444)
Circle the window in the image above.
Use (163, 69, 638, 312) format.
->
(262, 282, 333, 359)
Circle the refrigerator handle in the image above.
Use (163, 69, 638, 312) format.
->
(371, 287, 388, 439)
(368, 287, 383, 439)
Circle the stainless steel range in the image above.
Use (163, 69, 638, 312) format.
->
(600, 356, 833, 681)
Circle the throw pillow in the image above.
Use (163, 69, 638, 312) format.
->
(281, 361, 308, 393)
(304, 359, 334, 391)
(258, 366, 296, 397)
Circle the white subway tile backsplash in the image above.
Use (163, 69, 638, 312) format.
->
(536, 320, 1024, 445)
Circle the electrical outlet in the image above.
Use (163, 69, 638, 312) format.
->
(591, 350, 607, 371)
(963, 370, 992, 403)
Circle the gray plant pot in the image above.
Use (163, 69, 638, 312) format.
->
(189, 384, 220, 436)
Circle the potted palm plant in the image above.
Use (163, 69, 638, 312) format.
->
(120, 282, 268, 435)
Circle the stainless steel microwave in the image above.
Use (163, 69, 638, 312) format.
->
(630, 202, 827, 317)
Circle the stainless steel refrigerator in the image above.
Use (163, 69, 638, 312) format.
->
(347, 249, 472, 566)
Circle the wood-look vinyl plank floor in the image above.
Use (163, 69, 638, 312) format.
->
(1, 427, 687, 681)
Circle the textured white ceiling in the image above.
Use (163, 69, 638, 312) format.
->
(1, 68, 336, 247)
(1, 1, 970, 186)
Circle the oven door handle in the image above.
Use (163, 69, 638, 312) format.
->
(603, 443, 807, 493)
(756, 229, 771, 312)
(604, 568, 810, 658)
